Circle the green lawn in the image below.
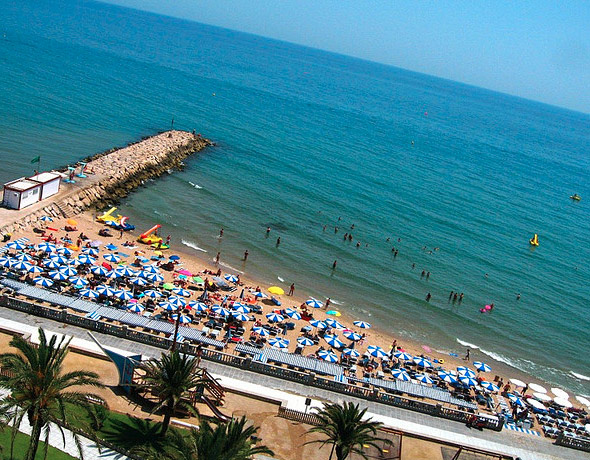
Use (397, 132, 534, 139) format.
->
(0, 427, 77, 460)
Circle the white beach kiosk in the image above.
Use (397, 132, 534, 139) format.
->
(2, 172, 62, 210)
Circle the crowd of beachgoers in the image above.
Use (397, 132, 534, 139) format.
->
(1, 212, 589, 441)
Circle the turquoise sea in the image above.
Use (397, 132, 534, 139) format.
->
(1, 0, 589, 394)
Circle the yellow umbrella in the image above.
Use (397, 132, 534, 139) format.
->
(66, 218, 78, 226)
(268, 286, 284, 295)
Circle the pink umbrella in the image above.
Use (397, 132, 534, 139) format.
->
(177, 269, 192, 276)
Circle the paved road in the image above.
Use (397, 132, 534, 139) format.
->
(2, 307, 586, 460)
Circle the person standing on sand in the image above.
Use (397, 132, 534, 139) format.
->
(118, 229, 123, 239)
(464, 349, 470, 361)
(325, 297, 331, 310)
(166, 235, 171, 246)
(289, 283, 295, 296)
(215, 252, 220, 264)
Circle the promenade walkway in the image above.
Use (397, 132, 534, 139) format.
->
(0, 307, 586, 460)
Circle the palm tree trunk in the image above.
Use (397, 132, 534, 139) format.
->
(25, 417, 44, 460)
(160, 400, 174, 436)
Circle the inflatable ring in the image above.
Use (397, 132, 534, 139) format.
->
(439, 359, 445, 364)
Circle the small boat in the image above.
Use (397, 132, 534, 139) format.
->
(529, 233, 539, 246)
(570, 194, 581, 201)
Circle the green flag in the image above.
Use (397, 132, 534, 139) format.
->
(30, 156, 40, 164)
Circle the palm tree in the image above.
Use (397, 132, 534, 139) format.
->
(0, 328, 105, 460)
(139, 350, 203, 435)
(306, 402, 390, 460)
(162, 416, 274, 460)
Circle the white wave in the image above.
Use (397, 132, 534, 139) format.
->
(330, 299, 343, 305)
(456, 338, 480, 349)
(181, 239, 207, 253)
(188, 181, 202, 189)
(219, 262, 243, 274)
(571, 371, 590, 381)
(477, 348, 522, 369)
(277, 276, 284, 282)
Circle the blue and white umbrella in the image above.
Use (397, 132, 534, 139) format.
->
(368, 346, 389, 359)
(169, 255, 180, 261)
(224, 274, 239, 283)
(342, 348, 361, 358)
(144, 272, 164, 282)
(507, 393, 526, 407)
(343, 330, 362, 341)
(7, 241, 26, 250)
(305, 298, 323, 309)
(130, 277, 148, 286)
(324, 335, 345, 349)
(50, 255, 69, 265)
(459, 375, 478, 387)
(127, 303, 145, 313)
(413, 357, 433, 368)
(318, 350, 339, 363)
(168, 295, 187, 308)
(393, 351, 413, 361)
(266, 312, 284, 323)
(232, 302, 250, 313)
(79, 288, 99, 299)
(43, 259, 61, 269)
(37, 242, 57, 253)
(269, 337, 289, 348)
(104, 253, 120, 263)
(391, 369, 411, 381)
(82, 247, 99, 256)
(69, 276, 89, 286)
(27, 265, 44, 274)
(34, 276, 54, 287)
(114, 289, 133, 301)
(353, 320, 372, 329)
(171, 314, 192, 324)
(143, 289, 163, 299)
(11, 260, 32, 271)
(142, 264, 160, 274)
(48, 270, 68, 281)
(437, 371, 458, 384)
(310, 319, 327, 329)
(64, 258, 80, 266)
(95, 285, 116, 296)
(233, 312, 250, 322)
(39, 216, 53, 222)
(325, 318, 345, 329)
(252, 291, 268, 298)
(473, 361, 492, 373)
(0, 257, 13, 267)
(415, 374, 434, 384)
(89, 265, 109, 276)
(57, 247, 73, 256)
(457, 367, 477, 379)
(159, 302, 177, 312)
(297, 337, 315, 347)
(253, 326, 270, 337)
(116, 266, 137, 277)
(212, 305, 231, 317)
(172, 287, 191, 297)
(59, 266, 77, 277)
(105, 270, 121, 280)
(188, 301, 208, 312)
(284, 308, 301, 320)
(480, 381, 500, 392)
(14, 253, 33, 262)
(77, 254, 96, 265)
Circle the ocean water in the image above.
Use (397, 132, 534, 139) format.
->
(1, 0, 589, 394)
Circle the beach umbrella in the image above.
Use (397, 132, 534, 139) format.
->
(57, 247, 73, 256)
(391, 369, 411, 381)
(159, 302, 177, 312)
(116, 266, 138, 277)
(37, 242, 57, 253)
(7, 241, 26, 250)
(437, 371, 457, 384)
(105, 243, 118, 251)
(533, 392, 552, 402)
(27, 265, 44, 274)
(82, 247, 99, 256)
(172, 287, 191, 297)
(576, 396, 590, 407)
(459, 375, 478, 387)
(79, 288, 99, 299)
(14, 253, 33, 262)
(69, 276, 89, 286)
(142, 264, 160, 274)
(252, 291, 268, 299)
(480, 381, 500, 392)
(266, 312, 284, 323)
(353, 321, 372, 329)
(458, 368, 476, 379)
(188, 301, 209, 312)
(76, 254, 96, 265)
(127, 303, 145, 313)
(168, 295, 187, 308)
(42, 258, 61, 269)
(64, 258, 81, 266)
(510, 378, 527, 388)
(145, 272, 164, 282)
(554, 397, 573, 408)
(171, 314, 192, 324)
(269, 338, 289, 349)
(212, 305, 231, 317)
(59, 266, 77, 277)
(268, 286, 284, 295)
(342, 348, 360, 358)
(232, 302, 250, 313)
(318, 350, 338, 363)
(162, 282, 175, 290)
(473, 361, 491, 373)
(297, 337, 315, 347)
(551, 388, 570, 400)
(253, 326, 270, 337)
(95, 285, 116, 296)
(48, 270, 68, 281)
(105, 270, 121, 280)
(0, 257, 12, 267)
(50, 255, 69, 264)
(325, 318, 345, 329)
(393, 351, 413, 361)
(529, 383, 547, 394)
(368, 346, 389, 359)
(310, 320, 327, 329)
(130, 277, 148, 286)
(343, 330, 362, 341)
(233, 312, 250, 322)
(143, 289, 163, 299)
(224, 274, 239, 283)
(34, 276, 54, 287)
(413, 357, 433, 368)
(89, 265, 109, 276)
(324, 335, 345, 349)
(415, 374, 434, 384)
(104, 253, 121, 263)
(284, 309, 301, 320)
(528, 399, 547, 411)
(169, 255, 180, 261)
(114, 289, 133, 301)
(305, 298, 323, 309)
(11, 260, 32, 271)
(40, 216, 53, 222)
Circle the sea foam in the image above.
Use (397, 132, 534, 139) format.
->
(181, 239, 207, 253)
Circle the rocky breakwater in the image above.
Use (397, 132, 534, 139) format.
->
(0, 130, 212, 236)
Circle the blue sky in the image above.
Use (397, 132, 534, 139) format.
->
(103, 0, 590, 113)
